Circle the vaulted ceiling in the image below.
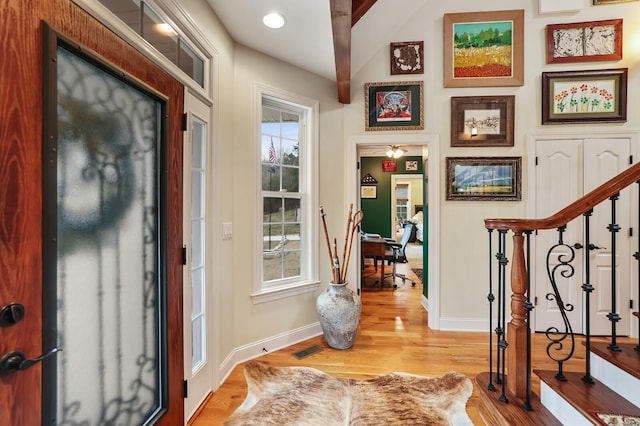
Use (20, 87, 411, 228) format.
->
(206, 0, 428, 104)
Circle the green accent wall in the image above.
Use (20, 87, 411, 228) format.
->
(360, 155, 428, 299)
(360, 156, 423, 237)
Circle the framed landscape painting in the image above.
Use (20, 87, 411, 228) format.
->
(446, 157, 521, 201)
(443, 10, 524, 88)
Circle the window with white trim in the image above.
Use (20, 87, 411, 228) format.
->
(256, 89, 318, 299)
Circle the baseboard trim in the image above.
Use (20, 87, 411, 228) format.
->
(438, 317, 488, 332)
(217, 322, 323, 387)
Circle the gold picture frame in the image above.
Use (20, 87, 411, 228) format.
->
(364, 81, 424, 131)
(443, 10, 524, 88)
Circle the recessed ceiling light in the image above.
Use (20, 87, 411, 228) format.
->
(263, 12, 286, 29)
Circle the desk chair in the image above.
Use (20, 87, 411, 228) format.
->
(383, 223, 416, 288)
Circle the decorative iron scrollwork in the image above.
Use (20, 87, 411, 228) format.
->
(544, 226, 576, 380)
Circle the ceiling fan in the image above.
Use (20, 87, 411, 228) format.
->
(385, 145, 406, 159)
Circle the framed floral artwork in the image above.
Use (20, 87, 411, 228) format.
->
(546, 19, 622, 64)
(443, 10, 524, 88)
(542, 69, 628, 124)
(390, 41, 424, 75)
(450, 95, 514, 147)
(364, 81, 424, 131)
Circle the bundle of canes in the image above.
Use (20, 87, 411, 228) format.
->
(320, 204, 364, 284)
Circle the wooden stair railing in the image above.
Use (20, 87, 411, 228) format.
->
(484, 162, 640, 401)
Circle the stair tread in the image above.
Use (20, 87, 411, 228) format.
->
(535, 369, 640, 422)
(587, 340, 640, 380)
(476, 372, 562, 426)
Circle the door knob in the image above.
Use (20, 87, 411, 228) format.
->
(0, 347, 60, 376)
(0, 303, 25, 327)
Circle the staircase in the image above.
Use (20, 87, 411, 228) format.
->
(477, 162, 640, 425)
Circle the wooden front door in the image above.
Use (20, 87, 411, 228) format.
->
(0, 1, 184, 424)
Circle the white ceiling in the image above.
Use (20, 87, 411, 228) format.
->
(205, 0, 429, 82)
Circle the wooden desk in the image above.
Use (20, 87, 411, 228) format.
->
(361, 239, 386, 284)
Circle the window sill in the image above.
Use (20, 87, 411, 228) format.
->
(251, 280, 320, 304)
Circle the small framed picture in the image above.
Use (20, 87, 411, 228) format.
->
(382, 160, 397, 172)
(546, 19, 622, 64)
(451, 95, 514, 147)
(446, 157, 521, 201)
(390, 41, 424, 75)
(364, 81, 424, 131)
(542, 68, 628, 124)
(361, 186, 377, 199)
(405, 160, 418, 171)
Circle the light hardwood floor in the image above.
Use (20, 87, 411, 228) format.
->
(189, 252, 626, 425)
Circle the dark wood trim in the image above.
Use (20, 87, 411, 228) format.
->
(352, 0, 376, 25)
(535, 370, 640, 421)
(485, 162, 640, 232)
(0, 1, 184, 423)
(330, 0, 352, 104)
(476, 373, 561, 426)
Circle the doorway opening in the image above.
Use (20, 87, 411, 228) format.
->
(347, 134, 441, 329)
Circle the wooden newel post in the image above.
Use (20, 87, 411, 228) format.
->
(507, 230, 529, 398)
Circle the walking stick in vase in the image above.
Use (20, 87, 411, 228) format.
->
(333, 238, 341, 283)
(341, 209, 364, 280)
(340, 204, 353, 282)
(320, 206, 338, 283)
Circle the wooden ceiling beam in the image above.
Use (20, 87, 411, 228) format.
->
(330, 0, 352, 103)
(330, 0, 377, 104)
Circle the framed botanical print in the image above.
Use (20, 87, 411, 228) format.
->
(542, 68, 628, 124)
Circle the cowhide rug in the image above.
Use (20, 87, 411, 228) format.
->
(224, 361, 474, 425)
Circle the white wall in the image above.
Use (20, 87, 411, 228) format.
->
(345, 0, 640, 326)
(179, 0, 640, 380)
(230, 44, 344, 344)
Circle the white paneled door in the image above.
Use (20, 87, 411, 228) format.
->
(533, 137, 633, 336)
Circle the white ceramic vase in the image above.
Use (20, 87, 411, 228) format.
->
(316, 282, 361, 349)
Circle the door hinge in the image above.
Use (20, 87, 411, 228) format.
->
(182, 245, 187, 265)
(629, 155, 633, 165)
(534, 296, 538, 306)
(535, 156, 538, 166)
(183, 379, 188, 398)
(357, 161, 360, 170)
(629, 227, 633, 237)
(182, 113, 188, 132)
(630, 300, 634, 309)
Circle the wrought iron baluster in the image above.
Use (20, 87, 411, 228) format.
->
(497, 229, 508, 403)
(582, 209, 595, 384)
(545, 225, 576, 381)
(523, 230, 533, 411)
(487, 228, 496, 392)
(607, 193, 621, 352)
